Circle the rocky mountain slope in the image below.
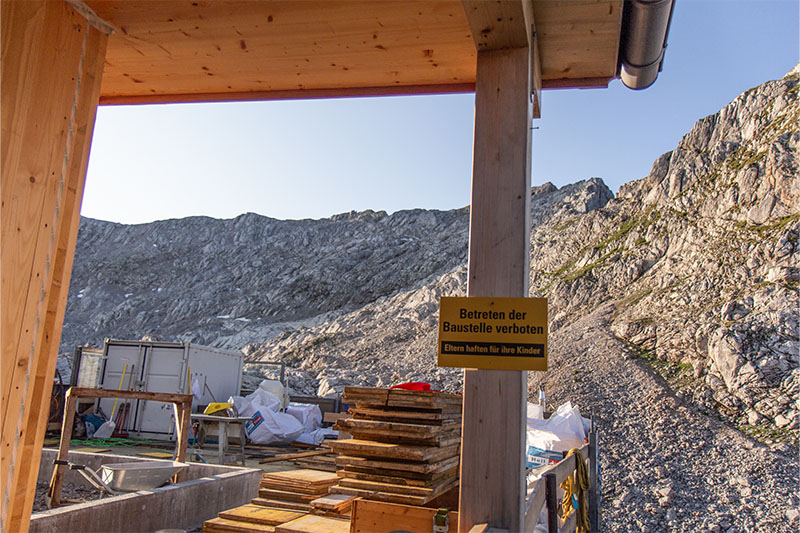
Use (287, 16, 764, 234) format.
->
(62, 207, 468, 350)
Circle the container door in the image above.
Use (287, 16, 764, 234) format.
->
(97, 343, 143, 433)
(136, 345, 186, 438)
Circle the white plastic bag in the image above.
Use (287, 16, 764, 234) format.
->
(245, 408, 305, 445)
(526, 401, 587, 468)
(246, 388, 282, 414)
(286, 402, 322, 432)
(295, 427, 338, 445)
(259, 379, 287, 409)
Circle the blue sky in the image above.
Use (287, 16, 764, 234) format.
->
(82, 1, 799, 224)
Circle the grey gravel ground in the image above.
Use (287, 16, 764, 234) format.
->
(530, 304, 799, 532)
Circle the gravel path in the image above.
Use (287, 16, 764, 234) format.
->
(529, 304, 799, 532)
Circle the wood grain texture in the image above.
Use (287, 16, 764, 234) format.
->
(532, 0, 623, 80)
(330, 476, 458, 506)
(459, 46, 531, 532)
(336, 454, 459, 476)
(203, 517, 277, 533)
(328, 439, 459, 463)
(79, 0, 622, 103)
(88, 0, 476, 102)
(461, 0, 531, 51)
(218, 504, 304, 526)
(524, 479, 546, 532)
(273, 514, 351, 533)
(1, 2, 107, 530)
(250, 498, 311, 512)
(350, 499, 459, 533)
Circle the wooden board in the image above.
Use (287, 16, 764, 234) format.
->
(274, 514, 350, 533)
(334, 427, 460, 447)
(251, 498, 311, 512)
(293, 458, 338, 473)
(336, 455, 459, 476)
(259, 480, 332, 496)
(338, 474, 457, 497)
(330, 477, 459, 506)
(259, 449, 331, 464)
(219, 504, 305, 526)
(262, 469, 339, 486)
(72, 447, 111, 453)
(203, 517, 276, 533)
(350, 499, 458, 533)
(335, 418, 461, 436)
(350, 407, 461, 425)
(329, 439, 459, 463)
(137, 451, 173, 459)
(341, 466, 458, 488)
(258, 488, 321, 503)
(310, 494, 354, 512)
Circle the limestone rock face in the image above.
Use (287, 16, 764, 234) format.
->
(62, 207, 471, 350)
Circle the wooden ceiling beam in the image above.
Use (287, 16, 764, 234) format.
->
(98, 82, 476, 106)
(461, 0, 541, 117)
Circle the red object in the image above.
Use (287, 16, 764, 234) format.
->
(390, 382, 431, 391)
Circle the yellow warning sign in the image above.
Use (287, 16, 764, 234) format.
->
(437, 296, 548, 371)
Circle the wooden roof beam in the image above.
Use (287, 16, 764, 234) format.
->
(461, 0, 541, 117)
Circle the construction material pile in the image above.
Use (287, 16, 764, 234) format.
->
(204, 504, 304, 533)
(252, 469, 340, 512)
(328, 386, 462, 506)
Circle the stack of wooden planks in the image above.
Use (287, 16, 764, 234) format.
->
(309, 493, 355, 518)
(328, 386, 462, 506)
(251, 469, 340, 512)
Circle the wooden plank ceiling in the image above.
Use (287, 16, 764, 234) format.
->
(87, 0, 623, 104)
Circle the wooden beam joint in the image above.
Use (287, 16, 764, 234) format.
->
(462, 0, 540, 117)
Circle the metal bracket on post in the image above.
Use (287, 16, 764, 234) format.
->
(433, 508, 450, 533)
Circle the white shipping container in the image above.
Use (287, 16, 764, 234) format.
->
(94, 339, 243, 440)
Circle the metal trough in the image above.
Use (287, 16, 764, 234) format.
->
(100, 461, 187, 492)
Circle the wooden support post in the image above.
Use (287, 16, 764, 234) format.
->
(2, 3, 109, 527)
(46, 394, 78, 508)
(458, 44, 532, 532)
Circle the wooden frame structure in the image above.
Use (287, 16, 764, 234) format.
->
(46, 387, 193, 508)
(1, 1, 669, 531)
